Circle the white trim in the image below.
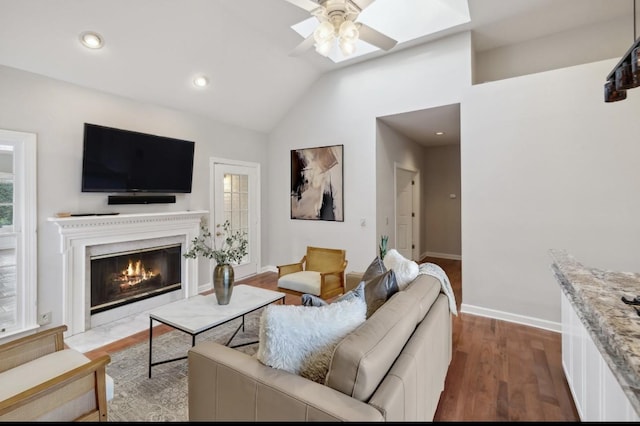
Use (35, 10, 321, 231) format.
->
(261, 265, 278, 273)
(421, 251, 462, 261)
(0, 129, 37, 338)
(209, 157, 261, 279)
(461, 303, 561, 333)
(48, 210, 207, 337)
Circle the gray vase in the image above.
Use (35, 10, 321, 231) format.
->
(213, 263, 234, 305)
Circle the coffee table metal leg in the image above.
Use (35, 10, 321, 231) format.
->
(225, 322, 244, 346)
(148, 317, 153, 378)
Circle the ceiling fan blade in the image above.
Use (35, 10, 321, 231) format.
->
(284, 0, 322, 13)
(350, 0, 375, 12)
(289, 34, 316, 57)
(357, 22, 397, 51)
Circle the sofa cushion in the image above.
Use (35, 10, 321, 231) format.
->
(257, 297, 366, 384)
(324, 273, 441, 401)
(0, 348, 115, 402)
(277, 270, 321, 295)
(383, 249, 419, 290)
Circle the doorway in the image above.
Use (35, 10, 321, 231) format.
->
(210, 158, 260, 279)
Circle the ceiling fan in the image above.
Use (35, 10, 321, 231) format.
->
(285, 0, 398, 58)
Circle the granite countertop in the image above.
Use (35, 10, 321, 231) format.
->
(549, 249, 640, 415)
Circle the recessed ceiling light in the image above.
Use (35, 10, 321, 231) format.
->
(435, 131, 445, 136)
(80, 31, 104, 49)
(193, 76, 209, 88)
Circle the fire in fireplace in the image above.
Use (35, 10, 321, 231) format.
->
(90, 244, 182, 314)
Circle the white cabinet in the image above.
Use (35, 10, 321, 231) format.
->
(561, 291, 640, 421)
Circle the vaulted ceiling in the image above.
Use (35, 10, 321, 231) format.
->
(0, 0, 632, 137)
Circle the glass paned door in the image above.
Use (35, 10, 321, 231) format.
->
(212, 160, 259, 279)
(223, 172, 249, 264)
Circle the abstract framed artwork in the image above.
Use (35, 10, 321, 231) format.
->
(291, 144, 343, 221)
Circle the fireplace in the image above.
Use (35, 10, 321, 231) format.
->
(49, 211, 206, 337)
(90, 244, 182, 314)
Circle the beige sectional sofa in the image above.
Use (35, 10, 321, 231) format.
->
(188, 271, 452, 421)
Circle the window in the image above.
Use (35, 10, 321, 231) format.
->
(0, 132, 37, 340)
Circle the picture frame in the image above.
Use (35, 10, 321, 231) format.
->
(290, 144, 343, 222)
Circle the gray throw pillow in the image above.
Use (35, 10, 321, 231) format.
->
(335, 281, 365, 303)
(301, 294, 328, 307)
(301, 281, 365, 307)
(362, 256, 387, 281)
(363, 269, 399, 318)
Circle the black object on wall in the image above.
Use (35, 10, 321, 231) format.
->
(604, 0, 640, 102)
(81, 123, 195, 193)
(108, 195, 176, 205)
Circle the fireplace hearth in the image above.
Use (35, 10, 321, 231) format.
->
(90, 244, 182, 314)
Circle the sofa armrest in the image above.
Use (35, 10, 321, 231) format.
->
(277, 259, 305, 277)
(188, 342, 383, 422)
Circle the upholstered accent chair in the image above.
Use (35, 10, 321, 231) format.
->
(0, 325, 112, 421)
(277, 246, 347, 300)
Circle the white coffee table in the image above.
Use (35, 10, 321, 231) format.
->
(147, 284, 285, 377)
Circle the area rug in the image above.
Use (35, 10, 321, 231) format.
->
(106, 310, 262, 422)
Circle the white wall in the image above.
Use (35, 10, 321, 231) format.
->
(376, 119, 425, 258)
(268, 33, 472, 272)
(462, 58, 640, 329)
(0, 65, 269, 329)
(474, 15, 633, 84)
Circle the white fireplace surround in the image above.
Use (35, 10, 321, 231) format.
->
(49, 210, 207, 337)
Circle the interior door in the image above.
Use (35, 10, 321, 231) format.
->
(212, 159, 260, 279)
(396, 168, 414, 260)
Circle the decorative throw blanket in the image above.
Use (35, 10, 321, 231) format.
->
(418, 262, 458, 316)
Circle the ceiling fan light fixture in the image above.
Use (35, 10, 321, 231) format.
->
(339, 37, 357, 56)
(315, 39, 333, 57)
(314, 21, 335, 45)
(339, 20, 359, 41)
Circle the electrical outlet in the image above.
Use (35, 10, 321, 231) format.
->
(38, 311, 52, 325)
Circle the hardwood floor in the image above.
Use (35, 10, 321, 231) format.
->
(86, 258, 579, 421)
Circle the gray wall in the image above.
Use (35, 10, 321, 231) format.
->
(422, 144, 461, 258)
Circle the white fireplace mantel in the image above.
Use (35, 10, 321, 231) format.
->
(48, 210, 208, 337)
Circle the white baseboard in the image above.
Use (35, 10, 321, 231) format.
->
(262, 265, 278, 273)
(421, 251, 462, 261)
(461, 303, 561, 333)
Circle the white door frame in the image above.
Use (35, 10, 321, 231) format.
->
(394, 163, 420, 261)
(210, 157, 261, 279)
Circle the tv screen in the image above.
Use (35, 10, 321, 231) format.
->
(81, 123, 195, 193)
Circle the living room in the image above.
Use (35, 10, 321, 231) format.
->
(1, 0, 640, 422)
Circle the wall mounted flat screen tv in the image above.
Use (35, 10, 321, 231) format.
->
(81, 123, 195, 193)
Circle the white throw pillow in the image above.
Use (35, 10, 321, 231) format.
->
(383, 249, 419, 290)
(257, 297, 366, 382)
